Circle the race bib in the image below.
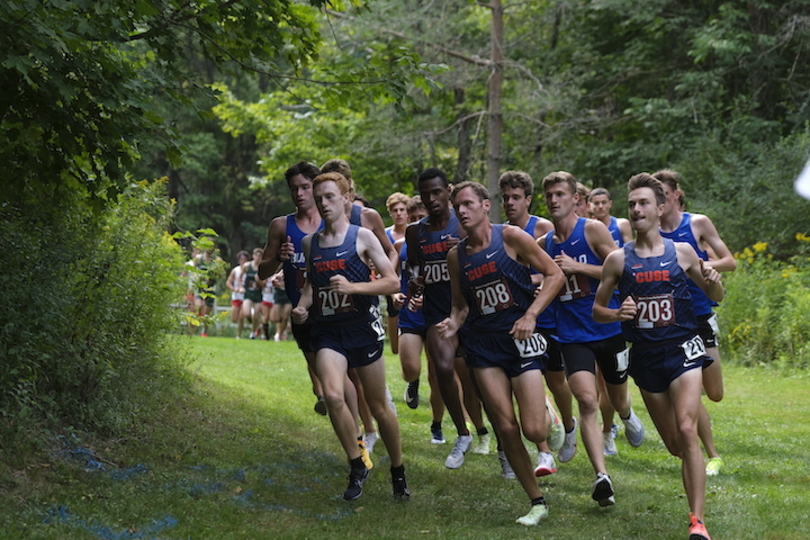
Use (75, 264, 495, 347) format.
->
(558, 273, 591, 302)
(635, 293, 675, 329)
(295, 266, 307, 291)
(423, 260, 449, 285)
(473, 278, 515, 315)
(514, 333, 548, 359)
(317, 287, 355, 316)
(707, 313, 720, 336)
(681, 335, 706, 361)
(615, 348, 629, 372)
(369, 305, 385, 341)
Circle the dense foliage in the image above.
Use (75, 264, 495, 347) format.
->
(718, 235, 810, 369)
(0, 181, 186, 447)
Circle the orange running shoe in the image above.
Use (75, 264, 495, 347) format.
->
(688, 513, 711, 540)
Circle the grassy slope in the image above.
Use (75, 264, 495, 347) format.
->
(2, 336, 809, 539)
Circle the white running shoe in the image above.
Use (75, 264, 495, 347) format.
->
(603, 431, 618, 456)
(534, 451, 558, 477)
(363, 432, 379, 454)
(557, 417, 577, 463)
(498, 450, 516, 479)
(546, 396, 565, 452)
(515, 503, 548, 526)
(385, 385, 397, 415)
(472, 433, 491, 455)
(622, 409, 645, 447)
(445, 435, 473, 469)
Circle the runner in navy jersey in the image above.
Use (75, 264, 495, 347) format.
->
(594, 173, 722, 540)
(538, 171, 646, 508)
(258, 162, 359, 421)
(405, 168, 490, 469)
(391, 196, 447, 443)
(655, 169, 736, 477)
(292, 171, 408, 501)
(437, 181, 564, 526)
(500, 170, 573, 476)
(588, 187, 633, 455)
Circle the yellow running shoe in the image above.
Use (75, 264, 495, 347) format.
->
(706, 457, 723, 476)
(358, 438, 374, 470)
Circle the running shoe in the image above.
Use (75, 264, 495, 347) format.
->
(314, 396, 328, 416)
(430, 424, 446, 444)
(591, 472, 615, 507)
(534, 451, 558, 477)
(546, 397, 565, 452)
(358, 438, 374, 470)
(558, 417, 577, 463)
(498, 450, 516, 479)
(343, 465, 369, 501)
(603, 431, 618, 456)
(611, 423, 619, 439)
(472, 432, 491, 455)
(385, 385, 397, 415)
(705, 457, 723, 476)
(445, 434, 473, 469)
(622, 409, 645, 447)
(688, 512, 711, 540)
(404, 380, 420, 409)
(391, 466, 410, 499)
(515, 503, 548, 526)
(363, 432, 379, 454)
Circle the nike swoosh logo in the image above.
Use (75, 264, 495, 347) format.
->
(520, 361, 532, 369)
(570, 239, 580, 245)
(683, 359, 696, 368)
(678, 232, 689, 237)
(486, 251, 498, 259)
(441, 234, 452, 240)
(336, 250, 348, 257)
(368, 350, 377, 358)
(660, 261, 672, 267)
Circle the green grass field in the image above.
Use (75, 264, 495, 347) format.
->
(2, 336, 809, 539)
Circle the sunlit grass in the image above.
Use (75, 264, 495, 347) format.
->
(2, 335, 808, 539)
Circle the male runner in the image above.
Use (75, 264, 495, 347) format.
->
(655, 169, 736, 476)
(438, 181, 564, 525)
(258, 162, 358, 421)
(292, 171, 408, 501)
(500, 170, 573, 476)
(405, 168, 489, 468)
(594, 172, 722, 540)
(538, 171, 645, 507)
(589, 186, 632, 455)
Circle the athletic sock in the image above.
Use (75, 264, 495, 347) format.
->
(530, 496, 547, 507)
(350, 456, 365, 470)
(477, 426, 489, 437)
(431, 421, 442, 430)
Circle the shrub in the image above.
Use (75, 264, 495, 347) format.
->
(717, 236, 810, 369)
(0, 180, 188, 449)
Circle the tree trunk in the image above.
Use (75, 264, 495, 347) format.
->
(454, 87, 473, 184)
(487, 0, 504, 221)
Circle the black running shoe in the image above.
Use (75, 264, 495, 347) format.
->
(591, 472, 615, 507)
(404, 380, 420, 409)
(314, 396, 327, 416)
(391, 468, 410, 499)
(343, 465, 369, 501)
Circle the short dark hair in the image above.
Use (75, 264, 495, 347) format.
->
(652, 169, 680, 192)
(406, 195, 426, 214)
(542, 171, 577, 195)
(451, 181, 489, 204)
(589, 187, 611, 201)
(418, 167, 449, 187)
(498, 170, 533, 197)
(321, 159, 353, 183)
(284, 161, 320, 185)
(627, 173, 666, 206)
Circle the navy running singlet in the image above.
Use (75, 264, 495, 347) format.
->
(619, 239, 697, 343)
(309, 225, 379, 325)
